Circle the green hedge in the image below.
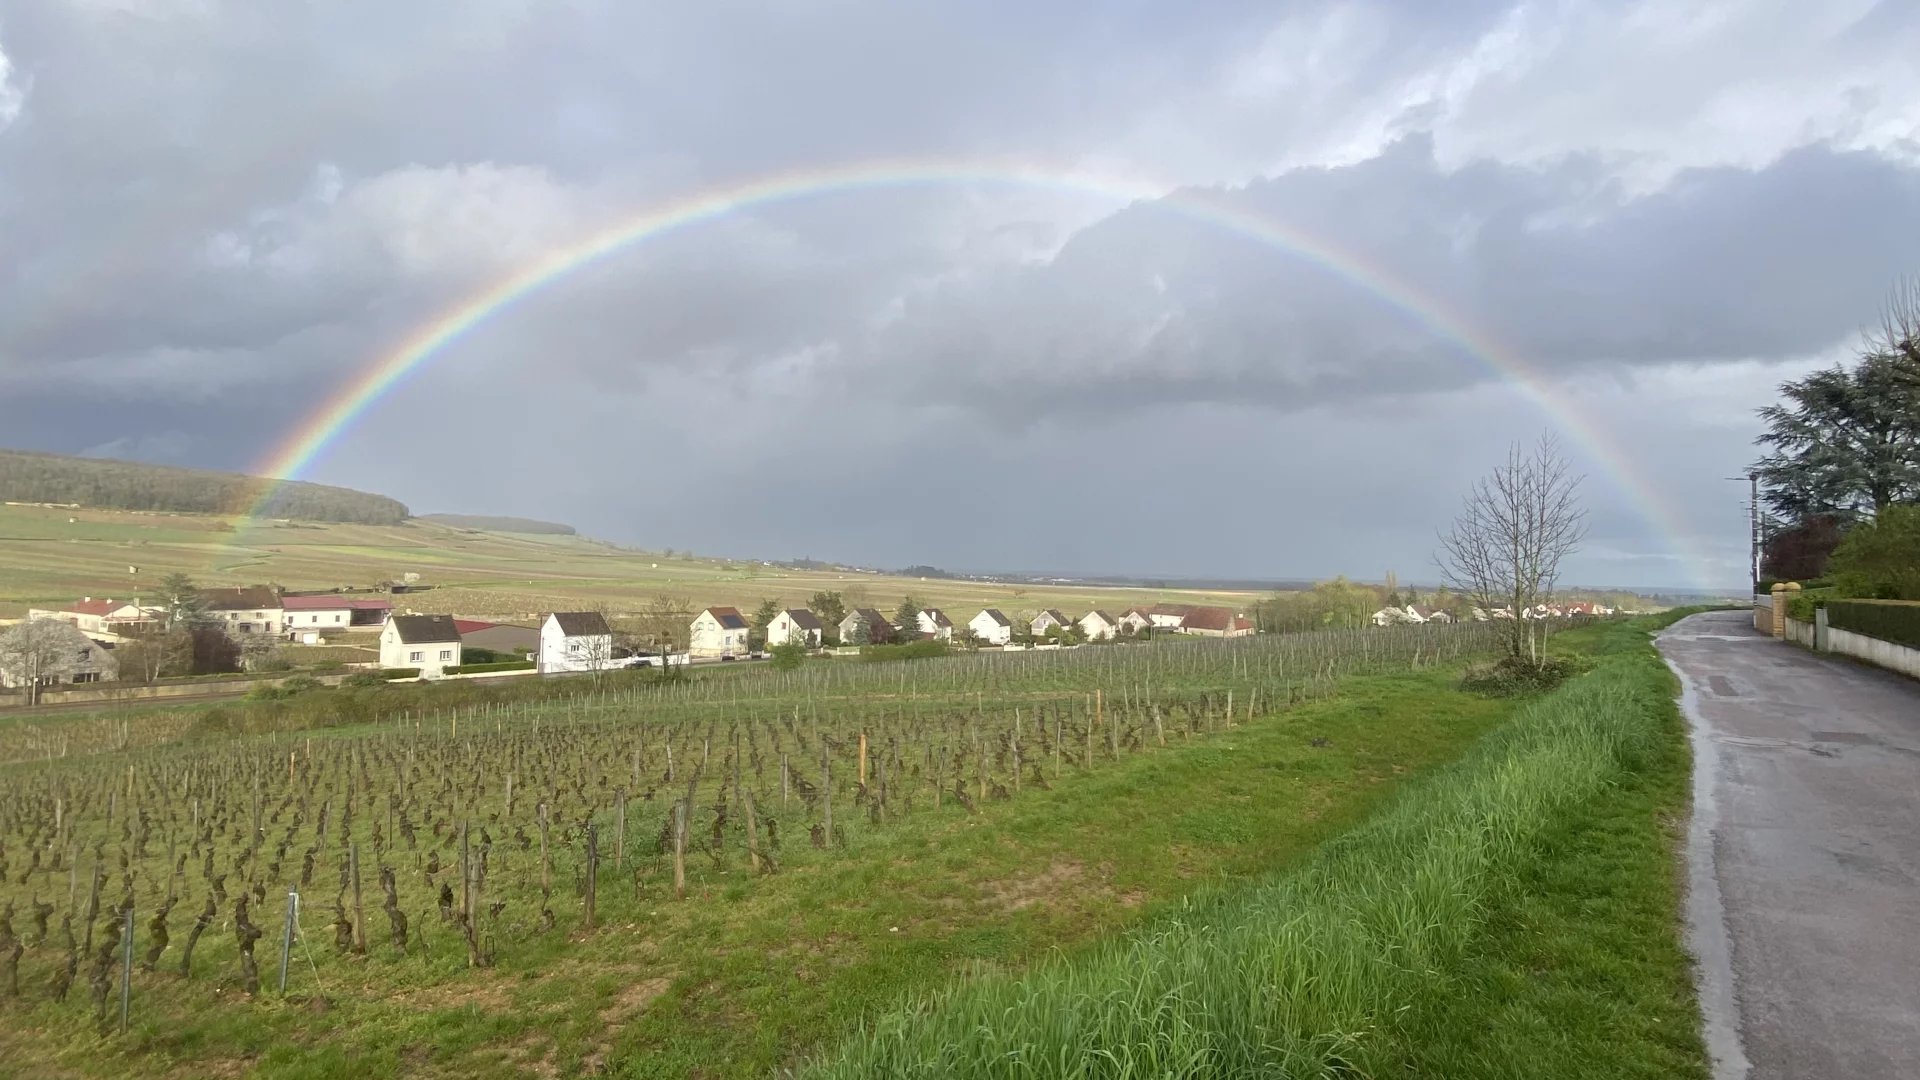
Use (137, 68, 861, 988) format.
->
(445, 660, 536, 675)
(859, 640, 949, 662)
(1785, 588, 1836, 622)
(1825, 600, 1920, 651)
(379, 667, 422, 680)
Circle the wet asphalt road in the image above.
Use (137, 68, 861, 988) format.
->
(1659, 610, 1920, 1080)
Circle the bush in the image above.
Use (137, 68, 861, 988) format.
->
(1460, 654, 1585, 696)
(445, 660, 536, 675)
(379, 667, 422, 680)
(279, 674, 324, 695)
(1828, 505, 1920, 600)
(859, 640, 949, 663)
(342, 672, 388, 688)
(1785, 588, 1836, 622)
(462, 646, 502, 665)
(310, 659, 346, 673)
(768, 642, 808, 671)
(1825, 599, 1920, 650)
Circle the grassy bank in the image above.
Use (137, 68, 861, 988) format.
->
(1, 656, 1512, 1079)
(803, 615, 1707, 1079)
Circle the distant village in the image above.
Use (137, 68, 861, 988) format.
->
(1, 584, 1268, 695)
(2, 582, 1615, 697)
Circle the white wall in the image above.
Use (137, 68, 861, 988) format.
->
(689, 613, 747, 656)
(1827, 626, 1920, 680)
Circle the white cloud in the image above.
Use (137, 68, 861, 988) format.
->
(0, 29, 26, 131)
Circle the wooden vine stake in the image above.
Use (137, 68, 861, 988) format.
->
(858, 733, 868, 787)
(671, 800, 688, 900)
(742, 788, 763, 874)
(583, 825, 599, 931)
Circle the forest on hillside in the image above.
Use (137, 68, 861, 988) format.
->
(0, 448, 411, 524)
(419, 513, 576, 535)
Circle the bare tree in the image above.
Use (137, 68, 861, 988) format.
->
(1870, 274, 1920, 397)
(1436, 434, 1588, 666)
(0, 619, 94, 705)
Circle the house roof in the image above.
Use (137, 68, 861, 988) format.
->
(782, 608, 824, 630)
(975, 608, 1011, 626)
(1082, 609, 1117, 624)
(280, 595, 341, 612)
(199, 586, 281, 611)
(453, 619, 497, 636)
(844, 607, 891, 626)
(390, 614, 462, 644)
(1037, 609, 1068, 624)
(63, 598, 118, 617)
(1148, 603, 1198, 618)
(549, 611, 612, 637)
(702, 606, 749, 630)
(1180, 606, 1249, 632)
(921, 608, 953, 627)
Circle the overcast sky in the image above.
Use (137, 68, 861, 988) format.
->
(3, 1, 1917, 591)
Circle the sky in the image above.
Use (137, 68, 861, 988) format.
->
(2, 1, 1917, 592)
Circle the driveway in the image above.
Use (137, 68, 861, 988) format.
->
(1659, 610, 1920, 1080)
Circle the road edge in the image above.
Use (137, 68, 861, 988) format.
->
(1659, 616, 1751, 1080)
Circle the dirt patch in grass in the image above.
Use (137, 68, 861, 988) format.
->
(983, 860, 1085, 912)
(601, 977, 675, 1026)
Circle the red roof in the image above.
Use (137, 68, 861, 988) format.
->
(64, 599, 117, 616)
(453, 619, 497, 636)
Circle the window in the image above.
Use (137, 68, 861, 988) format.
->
(409, 651, 422, 663)
(238, 623, 253, 633)
(334, 615, 342, 623)
(439, 650, 452, 662)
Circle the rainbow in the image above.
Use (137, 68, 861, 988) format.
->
(246, 158, 1714, 585)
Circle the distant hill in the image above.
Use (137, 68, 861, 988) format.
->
(0, 448, 410, 525)
(419, 513, 577, 536)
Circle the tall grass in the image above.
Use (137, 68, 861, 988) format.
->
(803, 636, 1670, 1079)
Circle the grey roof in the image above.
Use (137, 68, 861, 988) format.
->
(390, 614, 462, 644)
(1084, 610, 1117, 623)
(199, 585, 281, 611)
(549, 611, 612, 637)
(922, 608, 953, 627)
(783, 608, 824, 630)
(1036, 609, 1068, 623)
(976, 608, 1011, 626)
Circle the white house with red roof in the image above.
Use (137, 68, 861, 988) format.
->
(26, 597, 160, 636)
(281, 594, 392, 641)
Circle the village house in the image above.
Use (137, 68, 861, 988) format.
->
(1147, 603, 1197, 629)
(380, 614, 462, 678)
(25, 597, 161, 637)
(969, 608, 1013, 646)
(280, 594, 392, 642)
(453, 620, 540, 655)
(766, 608, 825, 648)
(916, 608, 954, 641)
(689, 606, 751, 658)
(1418, 607, 1456, 623)
(0, 619, 119, 692)
(838, 608, 895, 646)
(1030, 609, 1070, 636)
(1117, 608, 1154, 635)
(1370, 605, 1425, 627)
(538, 612, 616, 674)
(199, 586, 285, 637)
(1181, 606, 1256, 637)
(1078, 610, 1119, 640)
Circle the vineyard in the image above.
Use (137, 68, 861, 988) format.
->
(0, 624, 1490, 1073)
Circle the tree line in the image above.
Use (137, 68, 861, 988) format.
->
(418, 514, 576, 535)
(0, 449, 410, 525)
(1753, 277, 1920, 599)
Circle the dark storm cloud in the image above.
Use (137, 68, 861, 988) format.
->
(1, 1, 1915, 589)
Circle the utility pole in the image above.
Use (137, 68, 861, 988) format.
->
(1749, 472, 1762, 588)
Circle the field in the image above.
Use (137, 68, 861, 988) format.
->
(0, 623, 1498, 1078)
(0, 503, 1259, 623)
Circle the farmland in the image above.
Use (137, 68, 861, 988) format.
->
(0, 502, 1258, 623)
(0, 622, 1498, 1078)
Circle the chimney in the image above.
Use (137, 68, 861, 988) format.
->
(83, 596, 92, 602)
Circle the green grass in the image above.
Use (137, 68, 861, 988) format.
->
(801, 615, 1707, 1079)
